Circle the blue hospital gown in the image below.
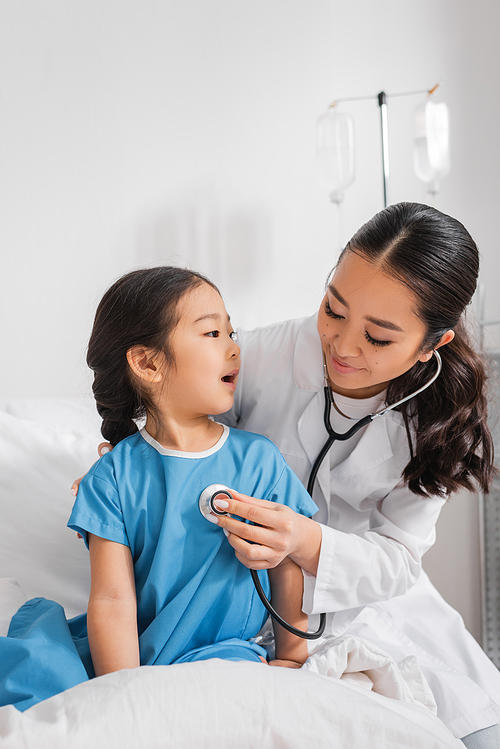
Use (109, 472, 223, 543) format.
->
(69, 424, 317, 665)
(0, 424, 317, 711)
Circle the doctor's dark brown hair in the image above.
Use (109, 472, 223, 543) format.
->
(87, 266, 219, 446)
(338, 201, 494, 498)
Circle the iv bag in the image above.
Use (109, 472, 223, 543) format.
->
(414, 101, 450, 193)
(316, 109, 355, 203)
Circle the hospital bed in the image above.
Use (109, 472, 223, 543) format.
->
(0, 398, 462, 748)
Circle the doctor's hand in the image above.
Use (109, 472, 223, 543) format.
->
(70, 442, 113, 497)
(214, 490, 322, 576)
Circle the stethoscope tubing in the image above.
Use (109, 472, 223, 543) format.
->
(250, 568, 326, 640)
(306, 385, 373, 495)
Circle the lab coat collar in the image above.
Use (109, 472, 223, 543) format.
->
(293, 313, 324, 393)
(293, 313, 332, 507)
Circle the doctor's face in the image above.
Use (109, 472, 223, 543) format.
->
(317, 251, 432, 399)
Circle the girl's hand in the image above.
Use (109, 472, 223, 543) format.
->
(214, 490, 322, 575)
(71, 442, 113, 497)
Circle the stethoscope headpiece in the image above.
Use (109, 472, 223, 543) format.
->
(199, 484, 233, 520)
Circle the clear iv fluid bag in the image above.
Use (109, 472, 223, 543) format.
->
(316, 109, 355, 202)
(414, 101, 450, 187)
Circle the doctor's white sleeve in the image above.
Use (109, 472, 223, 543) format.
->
(302, 481, 447, 615)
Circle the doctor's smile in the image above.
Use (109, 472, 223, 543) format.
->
(328, 351, 364, 375)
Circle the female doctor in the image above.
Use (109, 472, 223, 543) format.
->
(76, 202, 500, 747)
(213, 203, 500, 748)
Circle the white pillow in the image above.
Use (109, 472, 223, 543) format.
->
(0, 396, 101, 433)
(0, 403, 101, 618)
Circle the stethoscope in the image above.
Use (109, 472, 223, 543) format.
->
(199, 349, 442, 640)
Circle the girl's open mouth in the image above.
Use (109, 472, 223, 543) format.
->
(221, 370, 239, 388)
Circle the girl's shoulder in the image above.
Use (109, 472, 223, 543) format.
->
(225, 426, 287, 466)
(226, 425, 278, 448)
(224, 427, 318, 515)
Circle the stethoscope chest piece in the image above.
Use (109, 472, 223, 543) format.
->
(199, 484, 233, 520)
(198, 482, 326, 640)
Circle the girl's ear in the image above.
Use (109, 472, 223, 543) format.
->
(126, 346, 163, 383)
(418, 329, 455, 363)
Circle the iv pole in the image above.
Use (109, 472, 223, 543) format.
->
(378, 91, 390, 208)
(325, 84, 441, 210)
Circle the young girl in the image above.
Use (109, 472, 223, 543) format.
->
(68, 266, 318, 674)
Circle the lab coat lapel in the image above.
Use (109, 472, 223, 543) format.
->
(294, 314, 331, 510)
(297, 391, 332, 511)
(333, 414, 394, 478)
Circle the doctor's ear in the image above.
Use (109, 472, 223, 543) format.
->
(418, 329, 455, 363)
(126, 345, 164, 383)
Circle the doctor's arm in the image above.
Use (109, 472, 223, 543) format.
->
(301, 483, 445, 614)
(87, 534, 140, 676)
(213, 482, 445, 613)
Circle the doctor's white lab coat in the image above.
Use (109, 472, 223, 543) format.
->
(220, 312, 500, 739)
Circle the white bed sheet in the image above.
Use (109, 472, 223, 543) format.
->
(0, 659, 462, 749)
(0, 577, 462, 748)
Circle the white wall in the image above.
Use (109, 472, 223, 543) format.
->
(3, 0, 492, 399)
(0, 0, 498, 640)
(423, 491, 482, 643)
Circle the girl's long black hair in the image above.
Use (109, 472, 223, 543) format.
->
(87, 266, 218, 446)
(340, 202, 494, 498)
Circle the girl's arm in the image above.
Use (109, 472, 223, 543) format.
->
(267, 557, 308, 668)
(87, 533, 140, 676)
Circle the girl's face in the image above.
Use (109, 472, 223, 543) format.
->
(162, 282, 240, 419)
(317, 251, 432, 399)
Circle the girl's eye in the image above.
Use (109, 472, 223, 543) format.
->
(364, 331, 391, 348)
(325, 300, 344, 320)
(229, 331, 237, 341)
(206, 330, 220, 338)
